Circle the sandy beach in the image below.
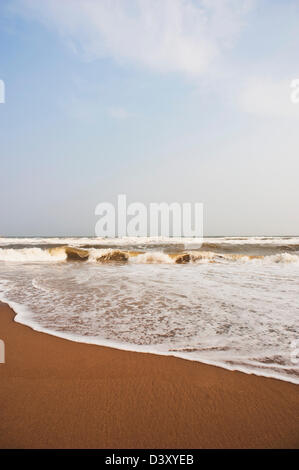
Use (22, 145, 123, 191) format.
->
(0, 301, 298, 449)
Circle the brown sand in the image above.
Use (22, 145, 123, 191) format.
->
(0, 302, 298, 449)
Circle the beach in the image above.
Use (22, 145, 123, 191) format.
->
(0, 301, 298, 449)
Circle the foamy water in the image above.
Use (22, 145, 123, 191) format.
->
(0, 236, 298, 383)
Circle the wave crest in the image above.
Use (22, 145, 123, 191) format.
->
(0, 246, 298, 265)
(0, 247, 66, 262)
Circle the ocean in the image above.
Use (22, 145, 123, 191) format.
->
(0, 236, 298, 384)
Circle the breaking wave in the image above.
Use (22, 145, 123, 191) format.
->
(0, 247, 67, 262)
(0, 246, 298, 264)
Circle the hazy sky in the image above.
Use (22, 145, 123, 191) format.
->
(0, 0, 299, 236)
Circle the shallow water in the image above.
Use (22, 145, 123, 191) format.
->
(0, 236, 298, 383)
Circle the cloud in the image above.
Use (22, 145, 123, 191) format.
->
(15, 0, 253, 78)
(238, 77, 299, 118)
(107, 106, 132, 119)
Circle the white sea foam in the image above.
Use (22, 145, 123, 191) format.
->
(0, 236, 203, 247)
(0, 247, 66, 262)
(1, 235, 299, 247)
(131, 252, 174, 264)
(265, 253, 299, 264)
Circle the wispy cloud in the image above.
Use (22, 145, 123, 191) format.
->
(15, 0, 253, 78)
(107, 106, 132, 120)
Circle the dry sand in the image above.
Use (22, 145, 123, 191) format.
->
(0, 302, 298, 449)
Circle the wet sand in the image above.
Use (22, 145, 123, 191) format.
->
(0, 302, 298, 448)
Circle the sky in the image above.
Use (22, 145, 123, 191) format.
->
(0, 0, 299, 236)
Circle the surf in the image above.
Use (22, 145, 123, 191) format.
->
(0, 245, 299, 264)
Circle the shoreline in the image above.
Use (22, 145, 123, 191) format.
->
(4, 296, 298, 386)
(0, 301, 298, 448)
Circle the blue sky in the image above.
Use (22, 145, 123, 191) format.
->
(0, 0, 299, 236)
